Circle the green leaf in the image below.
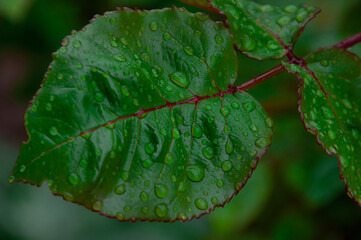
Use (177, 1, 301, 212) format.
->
(10, 8, 273, 222)
(284, 48, 361, 204)
(180, 0, 319, 60)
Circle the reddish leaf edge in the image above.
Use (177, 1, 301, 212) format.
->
(8, 6, 275, 223)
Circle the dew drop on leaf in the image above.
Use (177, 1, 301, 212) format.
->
(154, 183, 169, 199)
(203, 147, 214, 159)
(49, 127, 58, 136)
(145, 143, 155, 154)
(222, 160, 233, 172)
(140, 191, 149, 201)
(149, 21, 159, 31)
(186, 164, 205, 182)
(192, 124, 203, 138)
(169, 72, 190, 88)
(92, 200, 103, 211)
(195, 198, 208, 210)
(142, 159, 154, 169)
(69, 172, 80, 185)
(255, 137, 269, 148)
(115, 184, 126, 195)
(155, 203, 168, 217)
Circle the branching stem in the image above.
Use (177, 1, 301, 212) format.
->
(238, 31, 361, 91)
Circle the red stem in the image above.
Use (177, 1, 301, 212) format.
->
(237, 31, 361, 90)
(237, 64, 285, 91)
(332, 32, 361, 49)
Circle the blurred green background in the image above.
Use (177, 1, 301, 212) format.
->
(1, 0, 361, 239)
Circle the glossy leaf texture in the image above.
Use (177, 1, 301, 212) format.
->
(10, 7, 273, 222)
(180, 0, 319, 60)
(284, 48, 361, 205)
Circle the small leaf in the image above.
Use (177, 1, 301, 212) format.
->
(10, 8, 273, 222)
(181, 0, 320, 60)
(284, 48, 361, 204)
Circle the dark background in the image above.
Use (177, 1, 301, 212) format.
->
(1, 0, 361, 239)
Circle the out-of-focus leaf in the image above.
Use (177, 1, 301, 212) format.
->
(10, 7, 273, 222)
(284, 48, 361, 205)
(209, 162, 272, 235)
(305, 156, 344, 206)
(0, 0, 34, 23)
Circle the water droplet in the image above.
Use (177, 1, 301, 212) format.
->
(113, 54, 127, 62)
(165, 153, 175, 165)
(172, 128, 181, 139)
(328, 129, 336, 140)
(231, 102, 240, 109)
(222, 160, 233, 172)
(225, 139, 233, 155)
(73, 40, 82, 48)
(184, 46, 194, 56)
(255, 137, 269, 148)
(155, 203, 168, 217)
(57, 73, 64, 80)
(124, 206, 132, 212)
(250, 124, 258, 132)
(19, 165, 26, 173)
(169, 72, 190, 88)
(186, 164, 205, 182)
(284, 5, 297, 13)
(163, 32, 171, 40)
(206, 105, 212, 111)
(339, 155, 348, 167)
(203, 147, 214, 159)
(149, 21, 159, 31)
(49, 127, 58, 136)
(242, 37, 256, 51)
(140, 191, 149, 201)
(145, 143, 155, 154)
(193, 124, 203, 138)
(221, 106, 231, 117)
(92, 200, 103, 211)
(195, 198, 208, 210)
(321, 107, 333, 119)
(142, 159, 154, 169)
(215, 34, 224, 45)
(8, 176, 15, 183)
(195, 12, 209, 21)
(320, 60, 330, 67)
(265, 118, 273, 128)
(69, 172, 80, 185)
(243, 102, 256, 112)
(95, 92, 105, 102)
(155, 183, 169, 199)
(120, 37, 128, 45)
(110, 41, 118, 47)
(277, 16, 291, 27)
(341, 99, 352, 109)
(267, 40, 279, 50)
(116, 212, 124, 220)
(296, 9, 308, 23)
(115, 184, 126, 195)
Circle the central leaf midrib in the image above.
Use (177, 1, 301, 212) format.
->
(26, 86, 240, 168)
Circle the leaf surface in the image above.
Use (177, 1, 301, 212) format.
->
(11, 7, 273, 222)
(180, 0, 319, 60)
(284, 48, 361, 204)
